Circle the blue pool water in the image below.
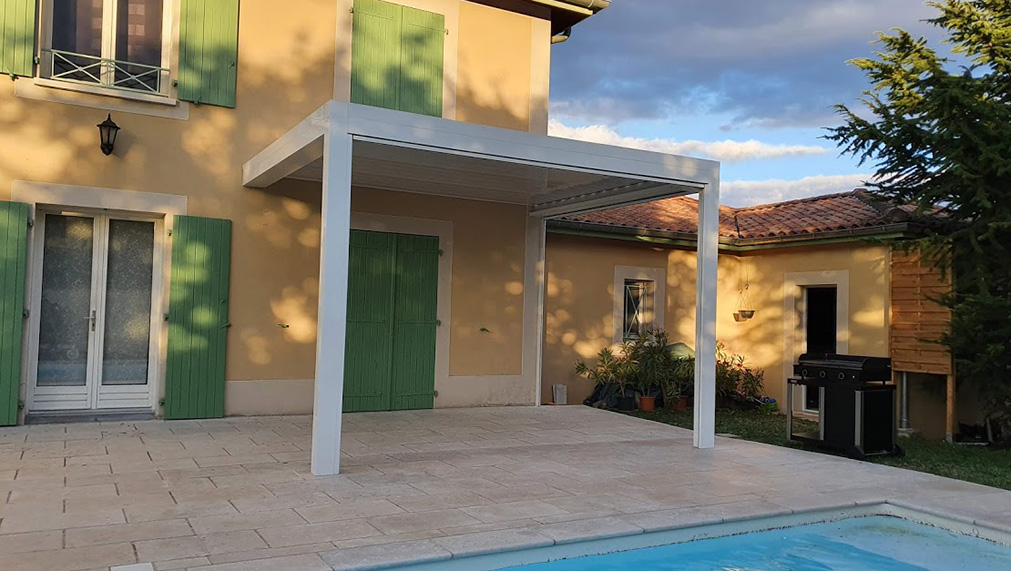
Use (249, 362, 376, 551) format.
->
(502, 516, 1011, 570)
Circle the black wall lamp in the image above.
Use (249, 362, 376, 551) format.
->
(97, 114, 120, 156)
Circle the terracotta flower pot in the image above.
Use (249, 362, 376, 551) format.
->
(675, 396, 689, 411)
(639, 396, 656, 412)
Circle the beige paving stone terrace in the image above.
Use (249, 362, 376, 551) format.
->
(0, 407, 1010, 570)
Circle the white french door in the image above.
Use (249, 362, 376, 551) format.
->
(28, 211, 161, 412)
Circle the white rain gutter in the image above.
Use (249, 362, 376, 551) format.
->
(525, 0, 610, 17)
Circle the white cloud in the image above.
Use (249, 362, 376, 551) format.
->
(547, 120, 827, 162)
(723, 174, 872, 207)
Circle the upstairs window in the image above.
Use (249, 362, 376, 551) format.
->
(351, 0, 445, 117)
(47, 0, 168, 94)
(623, 279, 653, 340)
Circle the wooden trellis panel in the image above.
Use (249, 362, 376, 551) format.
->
(890, 249, 952, 375)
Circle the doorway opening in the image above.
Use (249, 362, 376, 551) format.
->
(27, 211, 162, 414)
(802, 286, 838, 412)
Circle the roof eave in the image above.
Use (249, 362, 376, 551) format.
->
(546, 219, 922, 251)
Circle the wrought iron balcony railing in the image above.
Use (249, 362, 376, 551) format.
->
(45, 49, 169, 95)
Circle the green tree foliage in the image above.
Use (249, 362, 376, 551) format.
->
(827, 0, 1011, 441)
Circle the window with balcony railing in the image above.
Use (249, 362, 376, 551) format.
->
(45, 0, 168, 95)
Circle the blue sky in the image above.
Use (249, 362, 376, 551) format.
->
(548, 0, 942, 206)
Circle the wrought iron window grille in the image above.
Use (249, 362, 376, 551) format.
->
(45, 49, 168, 95)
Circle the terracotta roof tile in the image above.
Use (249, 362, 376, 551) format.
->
(562, 189, 904, 240)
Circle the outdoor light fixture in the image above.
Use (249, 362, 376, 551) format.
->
(97, 114, 120, 156)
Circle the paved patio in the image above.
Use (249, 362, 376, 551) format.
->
(2, 406, 1011, 571)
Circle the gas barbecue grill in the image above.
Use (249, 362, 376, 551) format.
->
(787, 353, 903, 459)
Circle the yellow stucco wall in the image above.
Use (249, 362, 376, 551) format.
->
(457, 2, 533, 131)
(543, 234, 667, 402)
(905, 373, 984, 439)
(543, 233, 892, 407)
(332, 0, 551, 132)
(1, 0, 552, 416)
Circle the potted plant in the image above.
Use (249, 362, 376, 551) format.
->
(626, 327, 676, 412)
(636, 376, 657, 412)
(666, 356, 695, 411)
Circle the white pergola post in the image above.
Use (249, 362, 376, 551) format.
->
(693, 179, 720, 449)
(523, 215, 548, 406)
(310, 117, 353, 476)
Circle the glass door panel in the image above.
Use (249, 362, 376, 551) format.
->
(114, 0, 165, 91)
(31, 213, 159, 413)
(51, 0, 106, 84)
(36, 214, 95, 388)
(100, 220, 155, 386)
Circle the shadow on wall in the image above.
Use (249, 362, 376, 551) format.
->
(1, 19, 336, 381)
(3, 1, 551, 385)
(541, 234, 893, 406)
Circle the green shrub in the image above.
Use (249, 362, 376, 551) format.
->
(575, 347, 635, 397)
(625, 326, 677, 396)
(575, 332, 765, 406)
(716, 342, 765, 400)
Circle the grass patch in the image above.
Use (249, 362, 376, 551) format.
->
(629, 408, 1011, 492)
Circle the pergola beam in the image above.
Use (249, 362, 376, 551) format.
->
(242, 106, 330, 188)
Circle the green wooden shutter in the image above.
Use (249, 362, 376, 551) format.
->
(178, 0, 240, 108)
(0, 0, 37, 77)
(389, 234, 439, 410)
(351, 0, 402, 111)
(343, 230, 438, 413)
(0, 202, 29, 426)
(397, 6, 443, 117)
(164, 215, 231, 420)
(343, 230, 396, 412)
(350, 0, 444, 117)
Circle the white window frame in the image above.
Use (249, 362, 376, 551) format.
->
(622, 280, 651, 340)
(613, 266, 666, 345)
(26, 209, 165, 412)
(39, 0, 176, 99)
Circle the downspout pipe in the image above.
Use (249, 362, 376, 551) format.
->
(900, 371, 910, 430)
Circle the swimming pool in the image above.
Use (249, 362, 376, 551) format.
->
(500, 515, 1011, 570)
(391, 504, 1011, 571)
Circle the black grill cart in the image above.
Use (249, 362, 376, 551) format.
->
(787, 353, 904, 460)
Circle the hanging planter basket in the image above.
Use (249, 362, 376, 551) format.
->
(736, 278, 756, 321)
